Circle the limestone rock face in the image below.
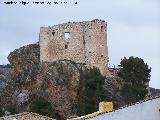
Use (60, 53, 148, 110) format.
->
(1, 43, 40, 113)
(0, 74, 6, 95)
(8, 43, 40, 84)
(16, 90, 29, 105)
(0, 66, 12, 96)
(1, 43, 124, 120)
(3, 43, 85, 119)
(41, 61, 82, 119)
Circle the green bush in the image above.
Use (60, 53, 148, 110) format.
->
(0, 107, 3, 117)
(29, 97, 55, 118)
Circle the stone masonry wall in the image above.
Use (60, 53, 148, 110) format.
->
(39, 19, 108, 75)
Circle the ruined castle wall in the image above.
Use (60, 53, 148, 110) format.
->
(40, 20, 108, 76)
(84, 20, 108, 75)
(40, 23, 85, 63)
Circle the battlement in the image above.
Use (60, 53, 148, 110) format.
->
(39, 19, 108, 76)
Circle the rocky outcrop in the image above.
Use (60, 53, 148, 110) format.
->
(8, 43, 40, 84)
(0, 65, 12, 96)
(1, 43, 125, 120)
(1, 43, 86, 119)
(40, 61, 85, 119)
(1, 43, 40, 114)
(0, 65, 12, 79)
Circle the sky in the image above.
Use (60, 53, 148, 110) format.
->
(0, 0, 160, 88)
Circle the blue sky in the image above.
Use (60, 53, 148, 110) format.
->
(0, 0, 160, 88)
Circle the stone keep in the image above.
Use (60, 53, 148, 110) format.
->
(39, 19, 108, 75)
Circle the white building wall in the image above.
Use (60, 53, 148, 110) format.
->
(88, 97, 160, 120)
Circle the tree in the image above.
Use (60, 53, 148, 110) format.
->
(29, 97, 55, 118)
(0, 106, 3, 117)
(118, 56, 151, 103)
(78, 67, 106, 115)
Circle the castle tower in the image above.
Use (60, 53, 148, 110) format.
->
(39, 19, 108, 76)
(83, 19, 108, 75)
